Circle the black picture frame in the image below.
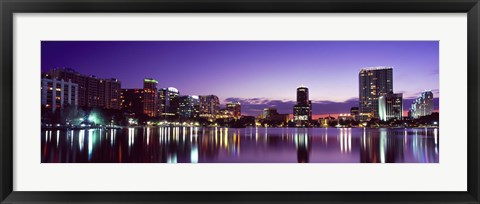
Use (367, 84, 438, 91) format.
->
(1, 0, 479, 203)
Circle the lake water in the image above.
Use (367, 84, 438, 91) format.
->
(41, 127, 439, 163)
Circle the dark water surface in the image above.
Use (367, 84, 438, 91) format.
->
(41, 127, 439, 163)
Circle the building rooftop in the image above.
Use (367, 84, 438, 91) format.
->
(144, 78, 158, 83)
(360, 66, 393, 71)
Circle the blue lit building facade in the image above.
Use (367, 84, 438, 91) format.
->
(378, 92, 403, 121)
(178, 95, 200, 118)
(409, 90, 434, 118)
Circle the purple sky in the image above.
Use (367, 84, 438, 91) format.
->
(41, 41, 439, 116)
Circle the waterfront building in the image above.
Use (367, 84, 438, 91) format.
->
(199, 95, 220, 118)
(318, 116, 336, 127)
(359, 66, 393, 121)
(102, 78, 121, 109)
(378, 92, 403, 121)
(293, 85, 312, 124)
(120, 89, 144, 116)
(45, 67, 121, 109)
(350, 107, 360, 121)
(226, 102, 241, 119)
(409, 90, 434, 118)
(216, 108, 233, 119)
(178, 95, 200, 118)
(262, 107, 289, 124)
(338, 113, 355, 122)
(41, 78, 78, 112)
(159, 87, 180, 117)
(143, 78, 158, 117)
(263, 107, 278, 119)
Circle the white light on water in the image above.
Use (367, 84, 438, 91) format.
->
(191, 145, 199, 163)
(79, 130, 85, 152)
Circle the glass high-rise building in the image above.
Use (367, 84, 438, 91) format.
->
(178, 95, 200, 118)
(143, 78, 158, 117)
(159, 87, 180, 117)
(359, 66, 393, 120)
(378, 92, 403, 121)
(409, 90, 434, 118)
(293, 85, 312, 123)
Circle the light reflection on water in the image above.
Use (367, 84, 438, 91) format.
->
(41, 127, 439, 163)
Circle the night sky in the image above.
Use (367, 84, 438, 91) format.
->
(41, 41, 439, 117)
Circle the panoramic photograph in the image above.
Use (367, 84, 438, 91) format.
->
(40, 41, 439, 163)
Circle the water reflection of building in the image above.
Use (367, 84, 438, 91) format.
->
(41, 78, 79, 112)
(143, 78, 158, 117)
(360, 129, 405, 163)
(293, 86, 312, 125)
(359, 66, 393, 121)
(409, 90, 434, 118)
(378, 92, 403, 121)
(295, 129, 311, 163)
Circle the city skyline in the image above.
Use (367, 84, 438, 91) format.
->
(41, 41, 439, 117)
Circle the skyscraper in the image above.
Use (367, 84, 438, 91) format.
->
(178, 95, 200, 118)
(143, 78, 158, 117)
(159, 87, 180, 117)
(293, 85, 312, 124)
(359, 66, 393, 120)
(226, 102, 241, 119)
(103, 78, 121, 109)
(199, 95, 220, 118)
(409, 90, 434, 118)
(378, 92, 403, 121)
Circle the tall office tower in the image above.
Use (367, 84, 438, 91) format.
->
(409, 90, 434, 118)
(41, 78, 78, 112)
(293, 85, 312, 123)
(143, 78, 158, 117)
(378, 92, 403, 121)
(199, 95, 220, 118)
(178, 95, 200, 118)
(226, 102, 241, 119)
(120, 89, 144, 116)
(102, 78, 121, 109)
(45, 67, 121, 109)
(359, 66, 393, 120)
(158, 87, 180, 117)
